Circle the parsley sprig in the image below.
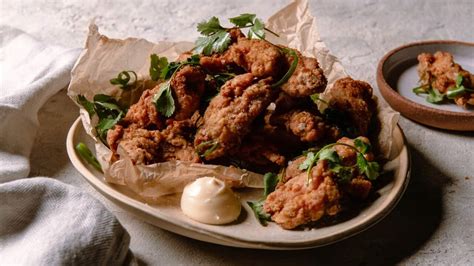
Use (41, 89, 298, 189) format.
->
(149, 54, 200, 117)
(195, 14, 278, 55)
(77, 94, 126, 145)
(299, 139, 380, 184)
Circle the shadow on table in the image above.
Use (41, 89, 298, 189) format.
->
(140, 144, 450, 266)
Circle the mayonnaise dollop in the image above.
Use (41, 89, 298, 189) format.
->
(180, 177, 241, 225)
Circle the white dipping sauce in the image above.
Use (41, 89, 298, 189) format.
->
(180, 177, 241, 225)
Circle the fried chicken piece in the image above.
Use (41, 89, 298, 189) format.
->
(200, 37, 284, 78)
(122, 85, 164, 129)
(417, 51, 474, 107)
(280, 49, 327, 97)
(160, 118, 200, 162)
(116, 126, 163, 165)
(170, 65, 206, 120)
(269, 110, 326, 142)
(284, 156, 306, 182)
(328, 77, 376, 136)
(334, 136, 374, 166)
(194, 74, 275, 160)
(226, 38, 284, 78)
(230, 135, 286, 170)
(346, 176, 372, 199)
(264, 161, 341, 229)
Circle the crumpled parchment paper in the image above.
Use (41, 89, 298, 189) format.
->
(67, 0, 399, 202)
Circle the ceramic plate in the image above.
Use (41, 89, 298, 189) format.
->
(67, 117, 410, 250)
(377, 40, 474, 131)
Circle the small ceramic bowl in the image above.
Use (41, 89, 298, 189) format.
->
(377, 40, 474, 131)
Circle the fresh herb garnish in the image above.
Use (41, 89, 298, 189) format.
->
(149, 54, 169, 81)
(75, 142, 102, 172)
(247, 172, 280, 225)
(299, 140, 380, 184)
(149, 54, 200, 117)
(426, 87, 445, 103)
(195, 14, 278, 55)
(447, 74, 474, 99)
(77, 95, 95, 117)
(152, 81, 175, 118)
(109, 70, 137, 90)
(77, 94, 126, 145)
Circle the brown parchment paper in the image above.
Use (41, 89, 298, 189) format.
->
(67, 0, 399, 202)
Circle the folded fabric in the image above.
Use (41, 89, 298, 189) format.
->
(0, 25, 80, 183)
(0, 26, 133, 265)
(0, 178, 133, 265)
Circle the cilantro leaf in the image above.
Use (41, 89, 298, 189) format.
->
(356, 153, 380, 180)
(195, 31, 231, 55)
(329, 164, 354, 183)
(426, 87, 445, 103)
(318, 149, 340, 163)
(247, 200, 271, 225)
(152, 81, 175, 117)
(248, 171, 280, 226)
(109, 71, 137, 90)
(77, 95, 95, 117)
(197, 16, 225, 35)
(354, 138, 371, 154)
(299, 152, 315, 170)
(263, 172, 279, 197)
(229, 13, 256, 27)
(149, 54, 169, 81)
(248, 18, 265, 39)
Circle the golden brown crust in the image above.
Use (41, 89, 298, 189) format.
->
(281, 49, 327, 97)
(194, 74, 275, 160)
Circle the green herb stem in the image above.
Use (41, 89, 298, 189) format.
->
(75, 142, 102, 172)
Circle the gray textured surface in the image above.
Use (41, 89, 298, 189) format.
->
(2, 0, 474, 265)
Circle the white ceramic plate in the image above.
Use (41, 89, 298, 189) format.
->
(67, 117, 410, 250)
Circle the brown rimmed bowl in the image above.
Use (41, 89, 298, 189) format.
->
(377, 40, 474, 131)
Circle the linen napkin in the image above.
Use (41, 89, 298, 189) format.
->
(0, 25, 133, 265)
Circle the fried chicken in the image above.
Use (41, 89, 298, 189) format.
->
(281, 49, 327, 97)
(160, 118, 201, 162)
(113, 126, 163, 165)
(264, 160, 341, 229)
(417, 51, 474, 107)
(229, 135, 286, 171)
(269, 110, 326, 143)
(170, 65, 206, 120)
(122, 85, 164, 130)
(328, 77, 376, 136)
(333, 136, 374, 165)
(194, 73, 275, 160)
(200, 37, 284, 78)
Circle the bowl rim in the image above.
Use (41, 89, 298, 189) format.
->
(376, 39, 474, 120)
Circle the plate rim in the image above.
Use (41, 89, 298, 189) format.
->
(376, 40, 474, 130)
(66, 117, 411, 249)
